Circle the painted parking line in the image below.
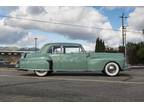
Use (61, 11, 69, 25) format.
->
(0, 74, 144, 85)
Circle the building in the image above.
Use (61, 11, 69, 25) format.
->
(0, 51, 31, 65)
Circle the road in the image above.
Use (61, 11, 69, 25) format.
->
(0, 68, 144, 102)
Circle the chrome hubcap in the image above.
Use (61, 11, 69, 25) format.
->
(107, 65, 117, 73)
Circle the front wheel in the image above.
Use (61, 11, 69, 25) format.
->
(34, 71, 48, 77)
(104, 62, 120, 77)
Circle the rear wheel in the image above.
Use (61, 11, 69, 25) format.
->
(34, 71, 48, 77)
(104, 62, 120, 77)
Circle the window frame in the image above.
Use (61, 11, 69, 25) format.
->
(47, 45, 63, 54)
(63, 45, 85, 54)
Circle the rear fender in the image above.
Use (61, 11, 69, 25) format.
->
(19, 57, 52, 71)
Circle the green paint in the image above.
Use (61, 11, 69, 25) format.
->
(16, 43, 127, 73)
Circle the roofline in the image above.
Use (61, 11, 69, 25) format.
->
(44, 42, 82, 46)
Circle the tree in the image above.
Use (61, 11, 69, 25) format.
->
(137, 48, 144, 63)
(95, 37, 105, 52)
(126, 42, 144, 65)
(118, 46, 125, 53)
(126, 43, 138, 65)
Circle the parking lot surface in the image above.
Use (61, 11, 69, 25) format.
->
(0, 68, 144, 102)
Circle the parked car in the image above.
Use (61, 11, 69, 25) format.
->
(16, 43, 128, 77)
(0, 59, 9, 65)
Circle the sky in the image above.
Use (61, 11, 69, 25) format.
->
(0, 6, 144, 51)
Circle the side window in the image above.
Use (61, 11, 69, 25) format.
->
(47, 45, 63, 54)
(65, 46, 83, 54)
(53, 46, 63, 54)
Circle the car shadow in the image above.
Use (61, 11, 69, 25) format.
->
(21, 72, 131, 78)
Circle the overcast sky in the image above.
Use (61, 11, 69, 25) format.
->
(0, 6, 144, 51)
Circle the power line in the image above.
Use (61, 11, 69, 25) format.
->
(0, 14, 123, 31)
(0, 14, 118, 31)
(0, 14, 143, 34)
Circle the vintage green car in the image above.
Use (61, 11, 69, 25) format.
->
(16, 43, 127, 77)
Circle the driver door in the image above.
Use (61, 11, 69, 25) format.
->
(59, 46, 87, 71)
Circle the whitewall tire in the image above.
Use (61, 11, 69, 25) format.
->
(104, 62, 120, 77)
(34, 71, 48, 77)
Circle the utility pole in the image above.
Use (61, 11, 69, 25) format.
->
(120, 13, 128, 49)
(120, 13, 128, 66)
(142, 29, 144, 42)
(124, 27, 127, 63)
(34, 37, 38, 52)
(142, 29, 144, 35)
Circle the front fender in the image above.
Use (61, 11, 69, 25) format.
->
(87, 58, 124, 72)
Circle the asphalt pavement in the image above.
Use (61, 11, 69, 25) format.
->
(0, 68, 144, 102)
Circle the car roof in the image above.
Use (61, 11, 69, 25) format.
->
(44, 43, 82, 47)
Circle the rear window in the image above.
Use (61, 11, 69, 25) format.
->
(64, 46, 83, 54)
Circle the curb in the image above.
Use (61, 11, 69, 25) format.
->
(129, 66, 144, 69)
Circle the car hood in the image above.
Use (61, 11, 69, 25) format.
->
(88, 52, 124, 59)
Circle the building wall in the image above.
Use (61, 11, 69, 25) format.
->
(0, 52, 21, 64)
